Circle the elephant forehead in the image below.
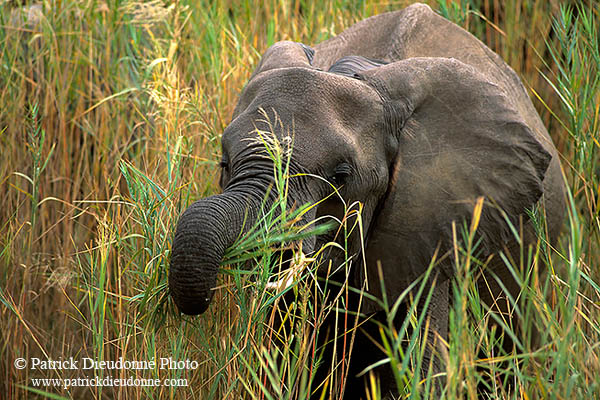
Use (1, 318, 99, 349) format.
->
(222, 104, 364, 164)
(224, 68, 385, 159)
(240, 67, 383, 125)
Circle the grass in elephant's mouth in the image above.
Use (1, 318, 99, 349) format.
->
(1, 1, 599, 399)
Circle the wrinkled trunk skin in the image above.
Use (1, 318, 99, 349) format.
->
(169, 191, 261, 315)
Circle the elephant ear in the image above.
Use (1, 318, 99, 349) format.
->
(360, 57, 551, 267)
(232, 41, 315, 118)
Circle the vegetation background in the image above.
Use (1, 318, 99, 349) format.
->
(0, 0, 598, 398)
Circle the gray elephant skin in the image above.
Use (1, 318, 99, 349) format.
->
(169, 3, 565, 398)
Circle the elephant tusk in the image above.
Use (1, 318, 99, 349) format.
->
(265, 251, 315, 291)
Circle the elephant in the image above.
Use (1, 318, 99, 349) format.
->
(169, 3, 565, 398)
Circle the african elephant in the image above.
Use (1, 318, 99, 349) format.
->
(169, 3, 565, 398)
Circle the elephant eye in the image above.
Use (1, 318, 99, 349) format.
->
(330, 163, 352, 186)
(219, 159, 229, 171)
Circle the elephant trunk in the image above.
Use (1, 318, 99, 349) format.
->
(169, 191, 261, 315)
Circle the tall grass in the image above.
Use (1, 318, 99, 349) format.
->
(0, 0, 599, 399)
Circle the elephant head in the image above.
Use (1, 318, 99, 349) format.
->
(169, 36, 556, 315)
